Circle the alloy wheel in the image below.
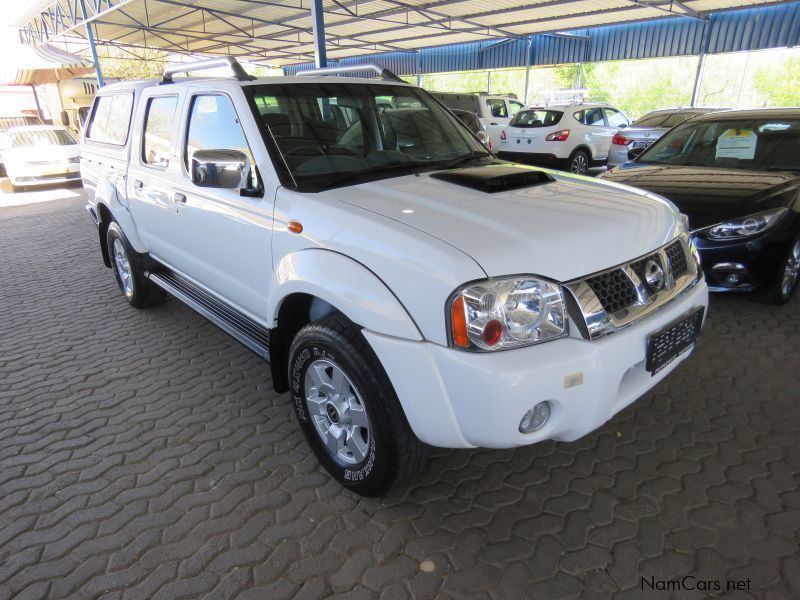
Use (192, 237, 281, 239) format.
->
(112, 239, 134, 298)
(781, 239, 800, 298)
(304, 359, 371, 465)
(570, 153, 588, 174)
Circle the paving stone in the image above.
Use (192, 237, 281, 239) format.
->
(0, 193, 798, 598)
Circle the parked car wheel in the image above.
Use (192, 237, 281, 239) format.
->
(106, 221, 166, 309)
(569, 149, 590, 175)
(288, 314, 429, 496)
(769, 235, 800, 304)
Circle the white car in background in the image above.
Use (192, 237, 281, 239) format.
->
(4, 125, 81, 192)
(497, 103, 629, 174)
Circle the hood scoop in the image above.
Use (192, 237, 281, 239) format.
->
(430, 164, 555, 194)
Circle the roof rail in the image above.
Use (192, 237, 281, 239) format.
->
(162, 57, 256, 84)
(295, 64, 404, 83)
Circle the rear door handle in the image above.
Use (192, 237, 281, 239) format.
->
(133, 179, 143, 189)
(174, 193, 187, 204)
(490, 122, 498, 126)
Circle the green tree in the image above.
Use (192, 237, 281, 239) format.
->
(752, 55, 800, 106)
(98, 48, 169, 81)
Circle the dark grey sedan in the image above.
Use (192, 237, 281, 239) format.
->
(607, 107, 727, 167)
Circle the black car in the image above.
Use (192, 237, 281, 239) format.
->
(601, 108, 800, 304)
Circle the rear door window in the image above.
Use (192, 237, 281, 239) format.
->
(142, 96, 179, 168)
(575, 107, 605, 126)
(604, 108, 628, 128)
(486, 99, 508, 119)
(508, 100, 524, 117)
(86, 93, 133, 145)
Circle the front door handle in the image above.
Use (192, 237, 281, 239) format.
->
(490, 122, 498, 126)
(174, 193, 187, 204)
(133, 179, 143, 189)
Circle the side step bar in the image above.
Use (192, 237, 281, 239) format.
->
(148, 270, 270, 360)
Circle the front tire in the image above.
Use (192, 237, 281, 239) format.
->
(768, 235, 800, 305)
(288, 315, 429, 496)
(106, 221, 166, 309)
(569, 149, 590, 175)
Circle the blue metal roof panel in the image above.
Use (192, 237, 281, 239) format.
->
(282, 3, 800, 76)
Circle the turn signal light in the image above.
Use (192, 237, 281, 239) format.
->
(288, 220, 303, 234)
(611, 133, 631, 146)
(451, 296, 469, 348)
(545, 129, 570, 141)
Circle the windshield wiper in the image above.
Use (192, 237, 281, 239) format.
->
(438, 151, 493, 170)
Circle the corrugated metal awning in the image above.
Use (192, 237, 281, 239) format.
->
(0, 42, 94, 85)
(16, 0, 786, 67)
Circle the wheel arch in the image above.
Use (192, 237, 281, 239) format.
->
(267, 249, 423, 392)
(94, 180, 148, 268)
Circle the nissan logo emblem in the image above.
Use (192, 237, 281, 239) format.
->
(644, 259, 665, 290)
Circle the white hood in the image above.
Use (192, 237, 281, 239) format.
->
(325, 169, 683, 282)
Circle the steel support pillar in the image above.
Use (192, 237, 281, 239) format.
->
(691, 23, 711, 106)
(30, 86, 44, 121)
(690, 53, 706, 106)
(523, 36, 532, 105)
(416, 50, 423, 87)
(310, 0, 327, 69)
(80, 0, 105, 87)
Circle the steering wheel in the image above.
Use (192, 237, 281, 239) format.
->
(281, 144, 326, 157)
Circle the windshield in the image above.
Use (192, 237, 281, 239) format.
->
(246, 83, 487, 190)
(510, 109, 563, 128)
(638, 117, 800, 171)
(11, 129, 76, 148)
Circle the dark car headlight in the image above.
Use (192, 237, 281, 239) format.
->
(701, 208, 788, 240)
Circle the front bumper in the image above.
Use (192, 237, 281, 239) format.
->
(364, 280, 708, 449)
(9, 164, 81, 186)
(695, 231, 790, 292)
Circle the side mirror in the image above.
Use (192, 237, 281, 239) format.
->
(60, 110, 70, 127)
(618, 123, 627, 129)
(190, 149, 252, 189)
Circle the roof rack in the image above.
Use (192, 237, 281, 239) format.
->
(296, 64, 404, 83)
(162, 57, 256, 84)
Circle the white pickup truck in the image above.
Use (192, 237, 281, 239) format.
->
(82, 58, 708, 496)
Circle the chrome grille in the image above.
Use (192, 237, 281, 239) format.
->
(564, 235, 701, 340)
(665, 239, 688, 279)
(586, 269, 638, 314)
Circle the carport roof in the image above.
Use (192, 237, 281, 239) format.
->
(17, 0, 784, 67)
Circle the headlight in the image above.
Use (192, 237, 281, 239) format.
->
(702, 208, 787, 240)
(448, 277, 567, 351)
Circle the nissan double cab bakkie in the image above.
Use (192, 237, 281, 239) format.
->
(82, 58, 709, 496)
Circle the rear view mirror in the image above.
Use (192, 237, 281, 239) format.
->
(190, 149, 251, 189)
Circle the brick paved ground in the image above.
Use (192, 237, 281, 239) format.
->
(1, 193, 798, 600)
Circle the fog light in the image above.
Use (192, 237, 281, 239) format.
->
(724, 273, 741, 286)
(519, 402, 551, 433)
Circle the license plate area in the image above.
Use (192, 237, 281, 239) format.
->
(646, 307, 704, 375)
(633, 141, 652, 149)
